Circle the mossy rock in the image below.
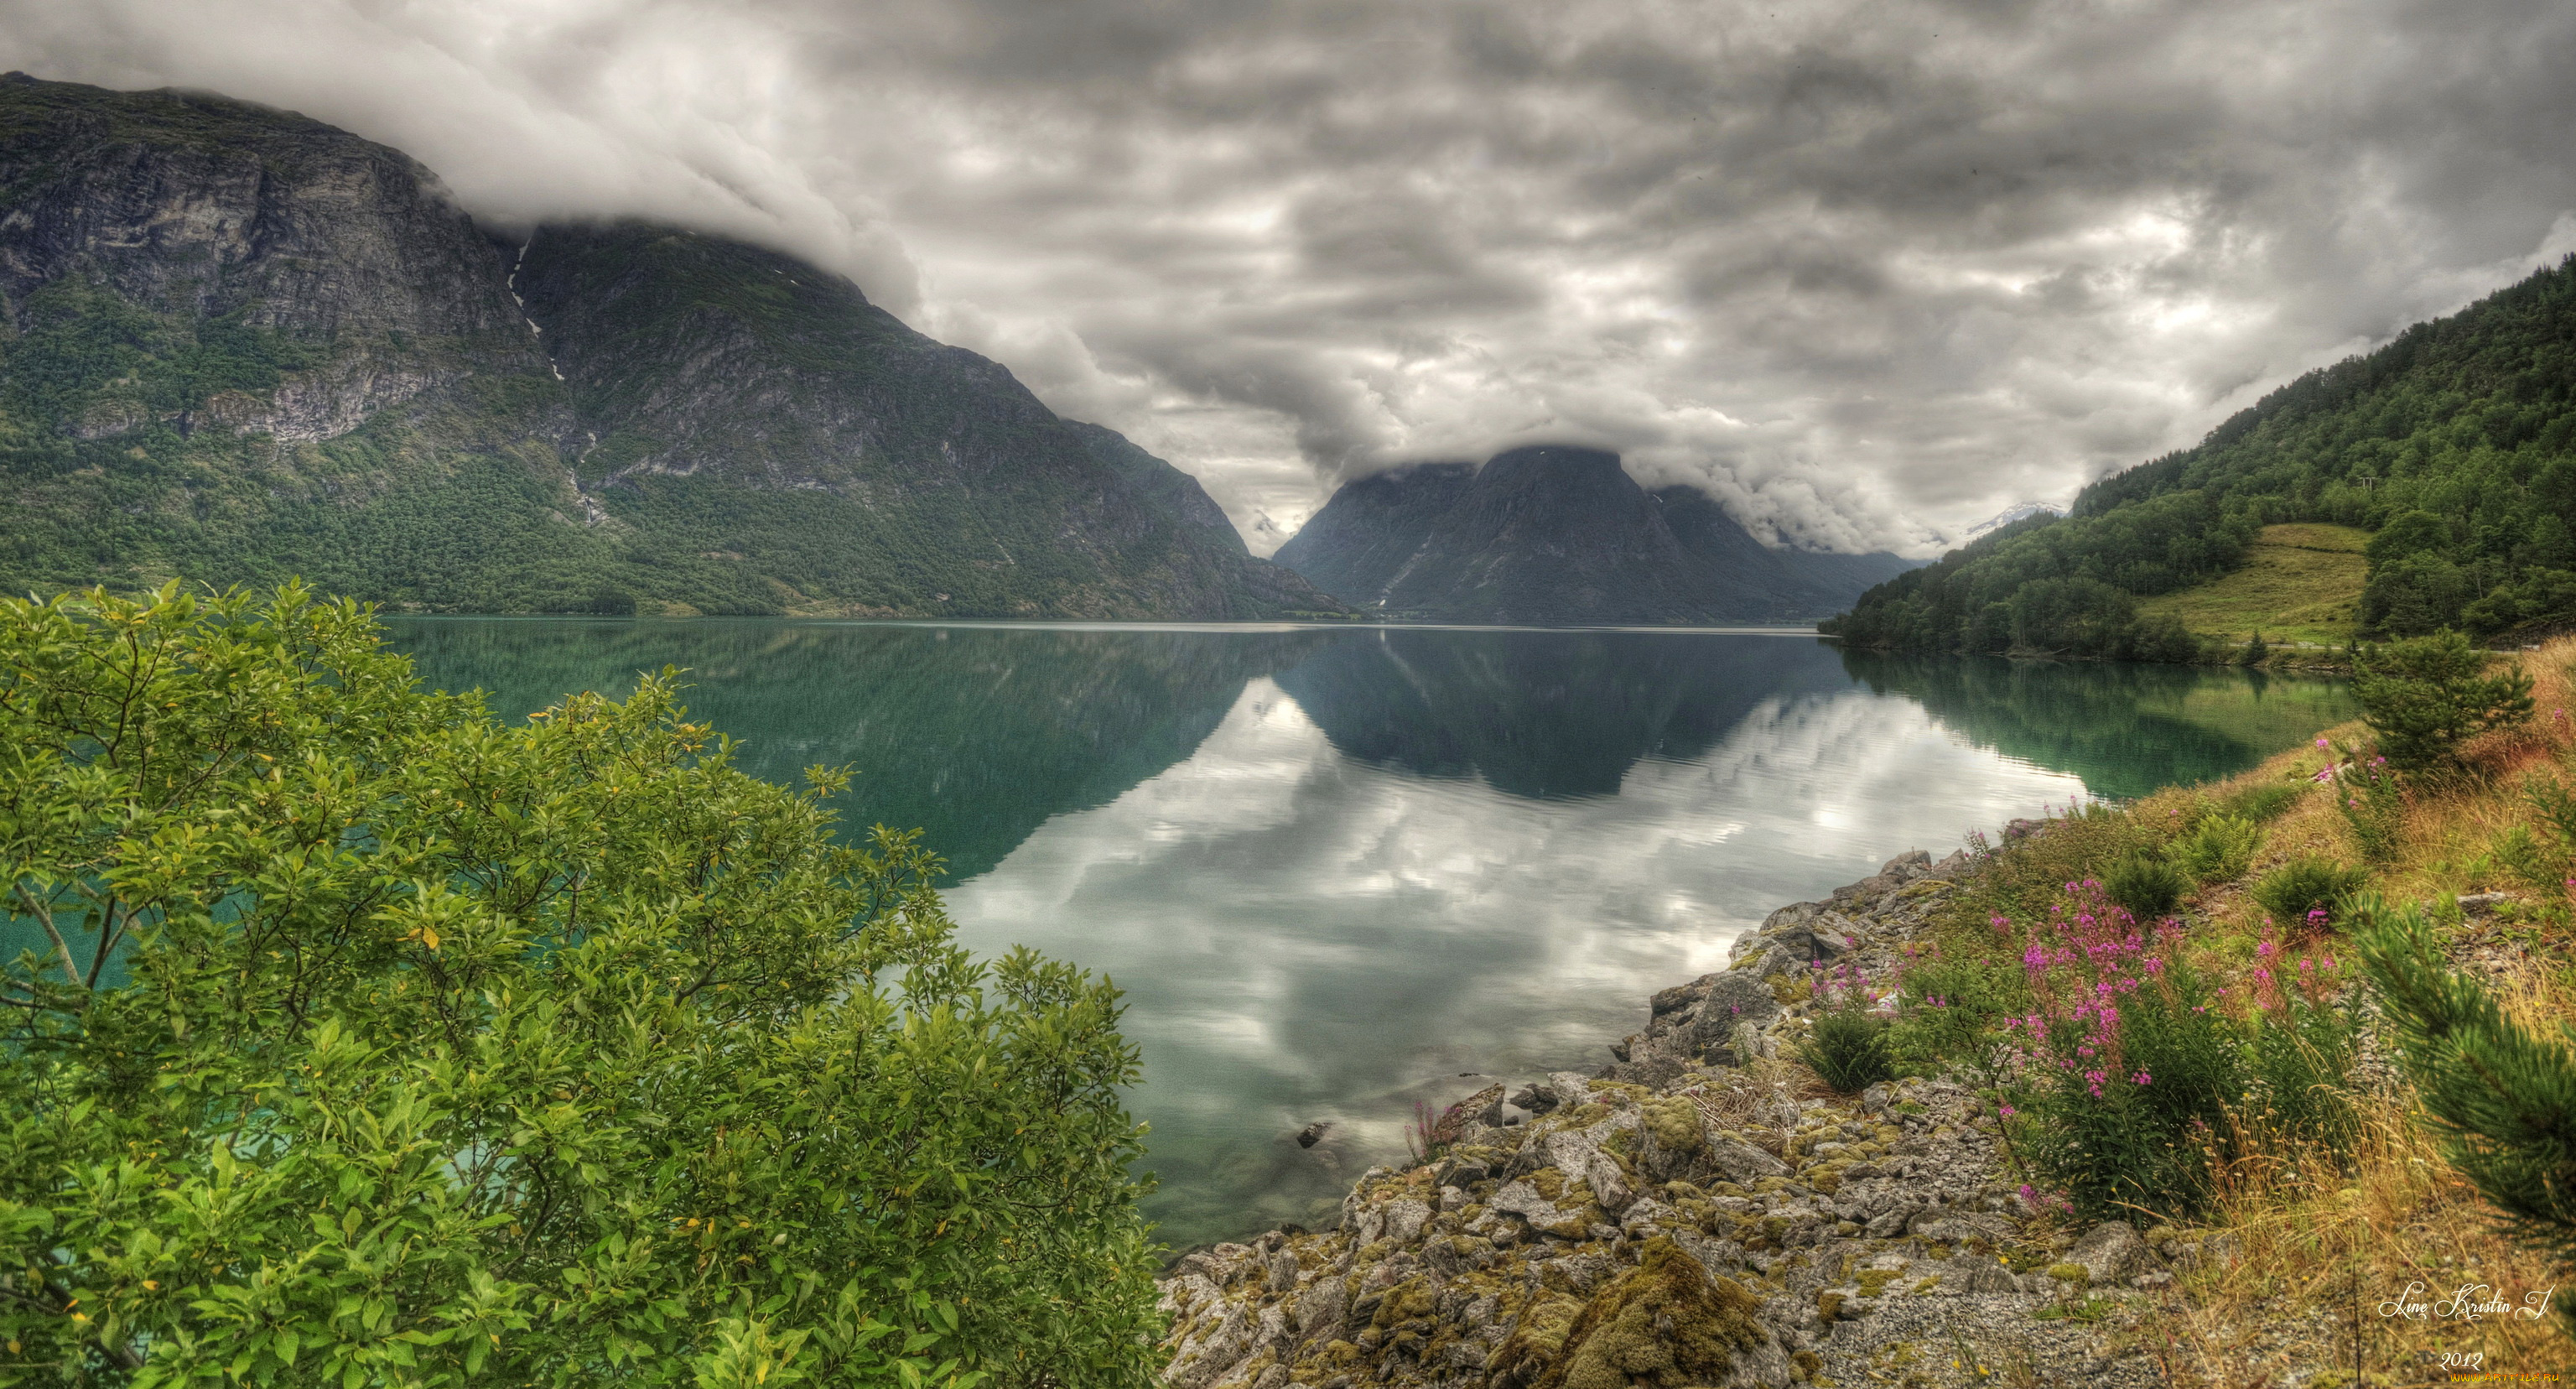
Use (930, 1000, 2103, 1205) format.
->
(1530, 1166, 1571, 1201)
(1641, 1096, 1705, 1156)
(1526, 1237, 1767, 1389)
(2045, 1262, 2090, 1286)
(1564, 1101, 1614, 1125)
(1816, 1289, 1846, 1323)
(1854, 1268, 1899, 1296)
(1487, 1293, 1585, 1383)
(1769, 975, 1815, 1005)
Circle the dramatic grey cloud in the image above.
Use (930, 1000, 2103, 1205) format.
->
(6, 0, 2574, 554)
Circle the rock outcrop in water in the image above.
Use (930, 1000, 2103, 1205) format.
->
(1271, 446, 1919, 625)
(0, 73, 1340, 620)
(1155, 846, 2188, 1388)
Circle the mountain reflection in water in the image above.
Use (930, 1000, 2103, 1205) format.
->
(386, 620, 2352, 1246)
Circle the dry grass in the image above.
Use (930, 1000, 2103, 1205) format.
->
(1929, 637, 2576, 1384)
(2153, 960, 2576, 1387)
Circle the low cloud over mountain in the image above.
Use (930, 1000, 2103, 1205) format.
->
(9, 0, 2574, 554)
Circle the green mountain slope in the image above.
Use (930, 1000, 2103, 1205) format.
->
(0, 74, 1339, 619)
(1825, 255, 2576, 657)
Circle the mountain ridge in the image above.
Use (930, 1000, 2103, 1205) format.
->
(0, 73, 1340, 620)
(1274, 445, 1918, 624)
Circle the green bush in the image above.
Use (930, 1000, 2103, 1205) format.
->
(2352, 630, 2535, 768)
(2171, 813, 2264, 883)
(0, 585, 1161, 1384)
(2105, 853, 2188, 918)
(2013, 961, 2244, 1222)
(2251, 856, 2372, 929)
(1800, 1005, 1895, 1095)
(1888, 953, 2033, 1077)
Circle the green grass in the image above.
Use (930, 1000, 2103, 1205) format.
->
(2134, 523, 2366, 648)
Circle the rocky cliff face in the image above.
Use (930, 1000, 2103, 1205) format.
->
(1154, 848, 2181, 1389)
(0, 74, 1337, 619)
(1273, 447, 1919, 624)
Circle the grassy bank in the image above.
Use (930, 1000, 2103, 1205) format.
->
(1870, 634, 2576, 1382)
(2135, 523, 2368, 650)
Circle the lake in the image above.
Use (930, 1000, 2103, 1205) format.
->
(382, 619, 2354, 1247)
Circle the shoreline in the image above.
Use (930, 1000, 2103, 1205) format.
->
(1155, 837, 2178, 1389)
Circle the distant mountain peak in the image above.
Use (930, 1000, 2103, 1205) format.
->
(1957, 502, 2063, 546)
(1273, 448, 1920, 624)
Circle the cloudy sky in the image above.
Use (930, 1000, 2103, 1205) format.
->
(7, 0, 2573, 554)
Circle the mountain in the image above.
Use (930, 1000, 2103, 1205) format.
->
(1956, 502, 2062, 546)
(1271, 445, 1919, 624)
(1826, 255, 2576, 658)
(0, 73, 1340, 619)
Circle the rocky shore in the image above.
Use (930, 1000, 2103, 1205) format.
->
(1155, 846, 2210, 1388)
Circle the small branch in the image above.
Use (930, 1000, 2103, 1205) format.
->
(15, 882, 84, 991)
(85, 899, 129, 990)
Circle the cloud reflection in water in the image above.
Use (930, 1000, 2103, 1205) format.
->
(948, 669, 2091, 1246)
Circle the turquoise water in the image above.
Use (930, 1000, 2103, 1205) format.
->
(379, 620, 2354, 1246)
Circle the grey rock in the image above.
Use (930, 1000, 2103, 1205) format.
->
(1487, 1180, 1568, 1224)
(1947, 1254, 2026, 1294)
(2070, 1220, 2161, 1285)
(1296, 1277, 1347, 1335)
(1165, 1302, 1254, 1389)
(1707, 1135, 1791, 1184)
(1880, 849, 1933, 878)
(1381, 1199, 1432, 1246)
(1266, 1248, 1299, 1294)
(1535, 1250, 1618, 1295)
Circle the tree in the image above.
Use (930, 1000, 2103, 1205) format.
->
(0, 584, 1161, 1386)
(2356, 902, 2576, 1324)
(2350, 630, 2533, 767)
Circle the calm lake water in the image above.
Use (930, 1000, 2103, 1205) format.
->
(382, 619, 2354, 1247)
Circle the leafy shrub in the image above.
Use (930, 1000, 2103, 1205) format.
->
(2172, 813, 2264, 883)
(2012, 963, 2244, 1222)
(2251, 856, 2371, 931)
(1800, 1007, 1894, 1094)
(1997, 880, 2245, 1221)
(2353, 630, 2535, 768)
(2105, 853, 2188, 918)
(0, 585, 1161, 1384)
(1888, 949, 2033, 1076)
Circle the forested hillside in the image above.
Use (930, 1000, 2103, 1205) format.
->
(1825, 255, 2576, 656)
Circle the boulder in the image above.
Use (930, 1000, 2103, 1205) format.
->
(1382, 1198, 1433, 1246)
(1266, 1248, 1299, 1293)
(1947, 1254, 2026, 1294)
(1706, 1135, 1790, 1184)
(2070, 1220, 2161, 1286)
